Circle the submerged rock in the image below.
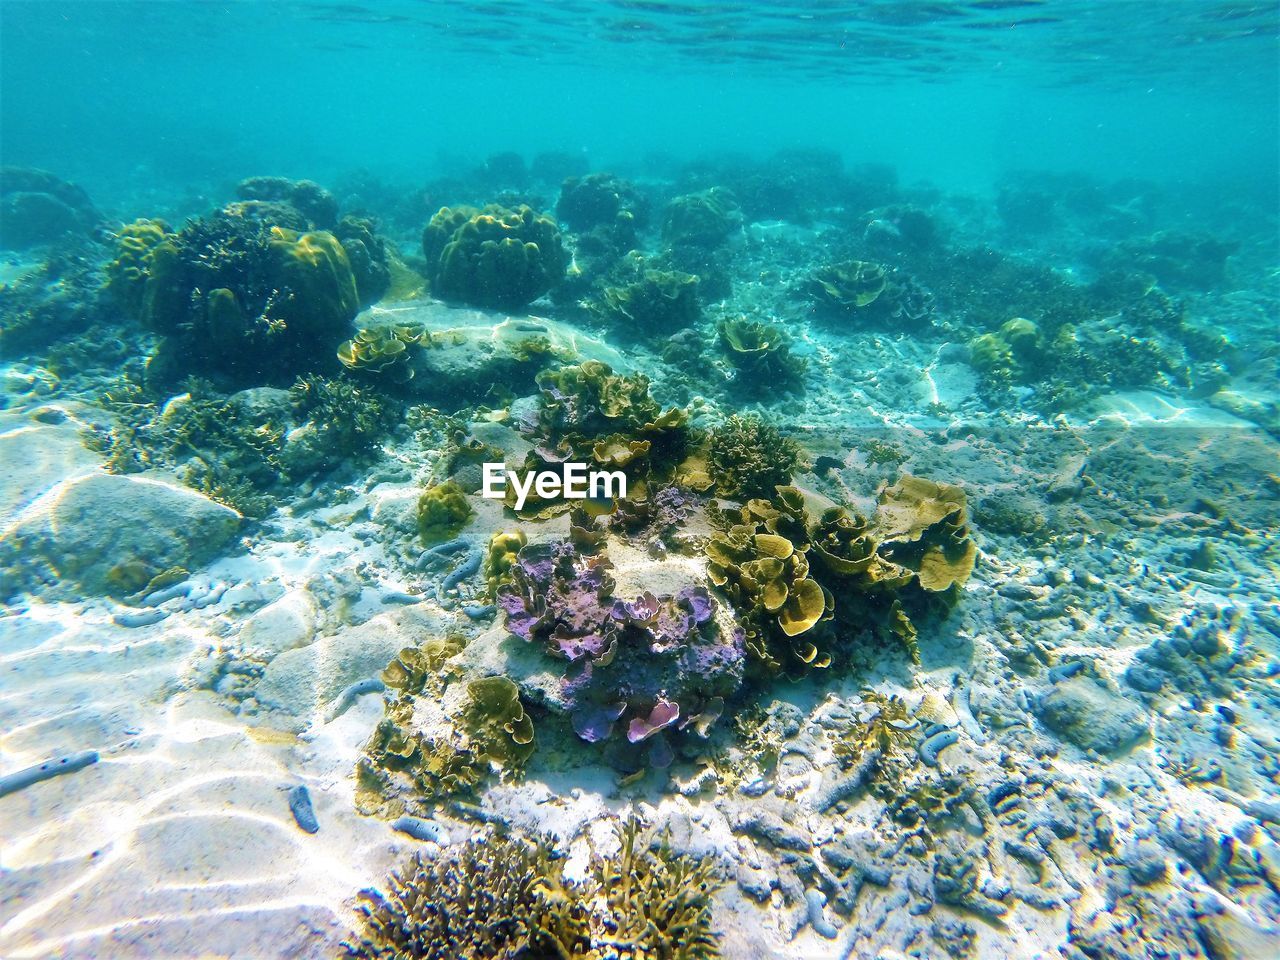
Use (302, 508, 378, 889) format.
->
(2, 472, 240, 596)
(1036, 677, 1148, 754)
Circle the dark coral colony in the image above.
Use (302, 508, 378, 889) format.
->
(1, 149, 1277, 960)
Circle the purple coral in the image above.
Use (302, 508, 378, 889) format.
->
(497, 537, 743, 766)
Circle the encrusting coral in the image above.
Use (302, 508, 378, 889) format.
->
(498, 511, 743, 770)
(422, 203, 567, 309)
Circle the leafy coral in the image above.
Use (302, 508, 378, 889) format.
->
(357, 643, 534, 813)
(717, 317, 806, 397)
(596, 252, 701, 337)
(508, 360, 695, 515)
(422, 203, 567, 309)
(811, 259, 934, 329)
(337, 324, 430, 384)
(706, 478, 976, 675)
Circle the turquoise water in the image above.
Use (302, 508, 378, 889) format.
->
(1, 4, 1279, 960)
(2, 1, 1277, 198)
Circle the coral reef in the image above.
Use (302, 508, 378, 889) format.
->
(141, 204, 361, 385)
(422, 203, 567, 309)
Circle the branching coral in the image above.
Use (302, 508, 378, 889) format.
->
(592, 818, 723, 960)
(347, 819, 721, 960)
(497, 518, 743, 769)
(422, 203, 567, 309)
(346, 831, 592, 960)
(706, 415, 806, 501)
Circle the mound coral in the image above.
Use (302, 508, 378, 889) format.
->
(718, 318, 806, 397)
(497, 518, 743, 769)
(235, 176, 338, 229)
(103, 219, 172, 315)
(417, 480, 473, 544)
(557, 172, 649, 235)
(142, 204, 361, 385)
(0, 166, 101, 248)
(422, 203, 567, 309)
(335, 215, 392, 307)
(706, 415, 806, 501)
(662, 186, 742, 249)
(482, 529, 527, 597)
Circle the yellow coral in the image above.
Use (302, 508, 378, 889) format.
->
(103, 218, 171, 315)
(417, 480, 473, 544)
